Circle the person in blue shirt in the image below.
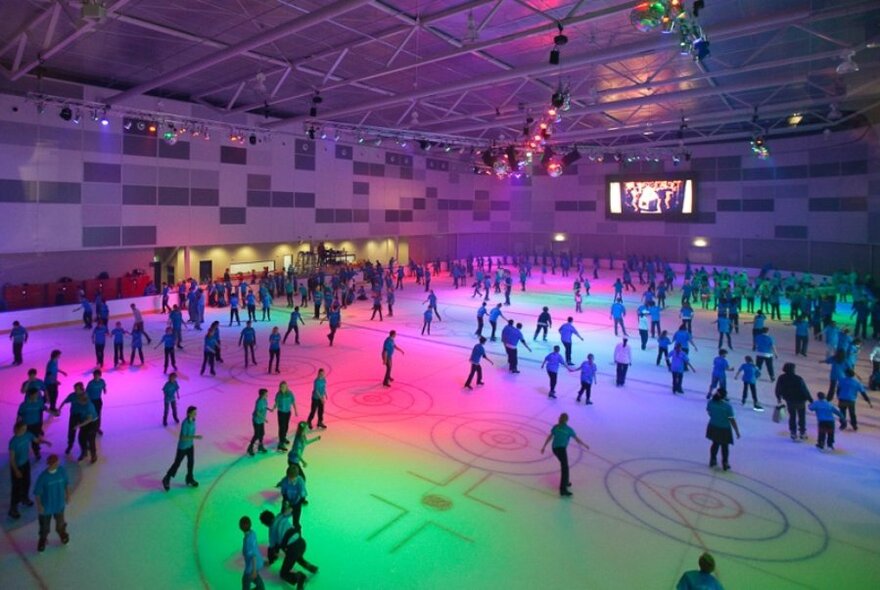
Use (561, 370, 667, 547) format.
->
(423, 290, 442, 321)
(247, 388, 274, 456)
(129, 327, 145, 366)
(162, 405, 201, 491)
(420, 307, 434, 335)
(17, 388, 46, 460)
(670, 343, 696, 395)
(819, 348, 847, 401)
(229, 292, 241, 326)
(245, 291, 258, 323)
(8, 421, 50, 519)
(465, 337, 493, 389)
(541, 346, 565, 398)
(91, 320, 109, 368)
(656, 330, 671, 367)
(792, 315, 810, 356)
(85, 369, 107, 436)
(259, 508, 318, 586)
(283, 307, 305, 345)
(676, 553, 725, 590)
(278, 464, 308, 529)
(73, 295, 93, 329)
(713, 314, 733, 350)
(734, 356, 763, 410)
(10, 320, 28, 366)
(836, 369, 873, 431)
(386, 288, 396, 318)
(268, 327, 282, 374)
(275, 382, 297, 451)
(559, 317, 584, 366)
(707, 350, 733, 399)
(488, 304, 506, 341)
(162, 373, 180, 426)
(161, 282, 171, 314)
(169, 305, 185, 348)
(110, 321, 128, 368)
(155, 327, 179, 373)
(475, 302, 488, 338)
(370, 290, 383, 321)
(71, 392, 98, 463)
(239, 516, 266, 590)
(541, 413, 589, 496)
(200, 326, 219, 376)
(261, 292, 273, 322)
(809, 392, 843, 451)
(320, 303, 342, 346)
(648, 302, 662, 339)
(679, 301, 694, 334)
(746, 310, 766, 351)
(33, 454, 70, 552)
(568, 353, 598, 404)
(382, 331, 404, 387)
(610, 299, 628, 337)
(306, 369, 328, 430)
(754, 328, 778, 381)
(706, 389, 740, 471)
(239, 321, 258, 367)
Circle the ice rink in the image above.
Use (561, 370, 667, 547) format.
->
(2, 267, 879, 590)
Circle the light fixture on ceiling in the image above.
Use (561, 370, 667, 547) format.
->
(373, 137, 383, 147)
(59, 106, 72, 121)
(309, 91, 322, 117)
(549, 23, 568, 65)
(249, 134, 258, 145)
(99, 109, 110, 126)
(307, 126, 316, 140)
(419, 140, 432, 151)
(836, 51, 859, 74)
(787, 113, 803, 126)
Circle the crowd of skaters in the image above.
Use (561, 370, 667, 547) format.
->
(6, 250, 879, 588)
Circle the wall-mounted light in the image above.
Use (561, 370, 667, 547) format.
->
(692, 237, 709, 248)
(554, 233, 567, 242)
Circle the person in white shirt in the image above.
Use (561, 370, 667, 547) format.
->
(129, 303, 152, 344)
(614, 338, 632, 386)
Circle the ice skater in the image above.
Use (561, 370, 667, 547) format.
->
(734, 356, 763, 410)
(465, 337, 493, 389)
(8, 421, 51, 519)
(541, 346, 565, 398)
(247, 388, 274, 456)
(706, 389, 740, 471)
(773, 363, 813, 441)
(306, 369, 327, 430)
(162, 406, 201, 491)
(707, 350, 733, 399)
(275, 382, 297, 451)
(381, 331, 404, 387)
(559, 317, 584, 366)
(10, 321, 28, 366)
(260, 507, 318, 588)
(157, 327, 178, 374)
(284, 307, 305, 344)
(541, 413, 589, 497)
(670, 343, 696, 394)
(423, 290, 442, 321)
(569, 354, 598, 404)
(33, 455, 71, 552)
(613, 338, 632, 387)
(240, 516, 266, 590)
(534, 307, 552, 341)
(809, 392, 842, 451)
(162, 373, 180, 426)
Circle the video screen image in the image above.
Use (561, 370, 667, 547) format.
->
(608, 179, 694, 217)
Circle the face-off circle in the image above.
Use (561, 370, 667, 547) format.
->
(604, 457, 829, 562)
(326, 380, 434, 423)
(430, 411, 583, 476)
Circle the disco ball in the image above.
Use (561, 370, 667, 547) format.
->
(630, 1, 669, 33)
(493, 159, 511, 178)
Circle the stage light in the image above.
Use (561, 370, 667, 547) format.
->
(373, 137, 382, 146)
(307, 126, 316, 140)
(419, 140, 432, 151)
(310, 92, 322, 117)
(787, 113, 803, 126)
(59, 106, 72, 121)
(672, 154, 681, 166)
(99, 110, 110, 126)
(692, 237, 708, 248)
(596, 153, 604, 163)
(561, 147, 581, 168)
(444, 144, 453, 152)
(541, 146, 554, 166)
(549, 23, 567, 64)
(836, 52, 859, 74)
(249, 134, 258, 145)
(334, 131, 341, 142)
(554, 233, 567, 242)
(546, 160, 563, 178)
(357, 135, 365, 144)
(148, 122, 158, 134)
(72, 110, 81, 124)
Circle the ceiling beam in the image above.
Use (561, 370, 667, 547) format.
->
(10, 0, 136, 81)
(105, 0, 373, 106)
(415, 46, 851, 131)
(268, 8, 815, 130)
(231, 1, 635, 115)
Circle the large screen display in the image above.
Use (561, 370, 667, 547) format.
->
(607, 176, 696, 219)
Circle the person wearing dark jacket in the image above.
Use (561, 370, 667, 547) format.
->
(774, 362, 813, 441)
